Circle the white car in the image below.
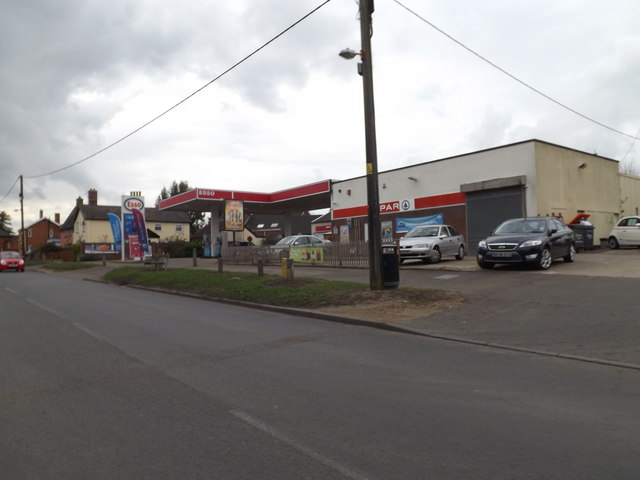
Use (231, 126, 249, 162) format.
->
(399, 224, 465, 264)
(274, 234, 331, 248)
(608, 216, 640, 248)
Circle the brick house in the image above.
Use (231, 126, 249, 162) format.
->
(1, 227, 19, 251)
(19, 211, 61, 254)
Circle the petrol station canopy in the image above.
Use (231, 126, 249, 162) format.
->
(157, 180, 332, 215)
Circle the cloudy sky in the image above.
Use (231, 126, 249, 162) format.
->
(2, 0, 639, 228)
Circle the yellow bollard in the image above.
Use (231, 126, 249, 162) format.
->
(281, 257, 288, 280)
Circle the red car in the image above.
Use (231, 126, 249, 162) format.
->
(0, 251, 25, 272)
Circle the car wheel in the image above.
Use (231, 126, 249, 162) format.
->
(430, 246, 441, 264)
(608, 237, 619, 249)
(537, 248, 552, 270)
(564, 244, 576, 263)
(455, 245, 465, 260)
(477, 260, 494, 269)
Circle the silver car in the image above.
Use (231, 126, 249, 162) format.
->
(399, 224, 465, 264)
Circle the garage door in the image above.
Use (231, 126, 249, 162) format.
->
(466, 186, 525, 254)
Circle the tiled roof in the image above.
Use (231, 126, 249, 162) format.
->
(61, 205, 190, 230)
(0, 227, 16, 237)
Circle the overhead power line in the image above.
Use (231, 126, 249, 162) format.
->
(1, 176, 20, 204)
(25, 0, 333, 180)
(392, 0, 640, 142)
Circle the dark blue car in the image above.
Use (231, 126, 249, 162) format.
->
(477, 217, 576, 270)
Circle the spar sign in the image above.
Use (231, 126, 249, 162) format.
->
(380, 199, 412, 213)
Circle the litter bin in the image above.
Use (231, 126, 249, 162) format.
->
(569, 224, 595, 250)
(382, 245, 400, 288)
(568, 214, 595, 251)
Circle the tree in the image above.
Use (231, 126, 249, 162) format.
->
(0, 211, 14, 234)
(156, 180, 205, 234)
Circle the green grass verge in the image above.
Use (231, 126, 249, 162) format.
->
(104, 267, 368, 308)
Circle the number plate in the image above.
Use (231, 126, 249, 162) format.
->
(491, 252, 513, 258)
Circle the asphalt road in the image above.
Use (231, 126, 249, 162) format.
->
(2, 270, 639, 479)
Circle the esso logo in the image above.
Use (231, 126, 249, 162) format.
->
(124, 198, 144, 211)
(198, 189, 216, 198)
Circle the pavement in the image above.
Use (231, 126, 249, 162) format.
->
(39, 246, 640, 371)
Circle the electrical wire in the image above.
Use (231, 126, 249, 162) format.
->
(391, 0, 640, 142)
(25, 0, 333, 180)
(1, 176, 20, 204)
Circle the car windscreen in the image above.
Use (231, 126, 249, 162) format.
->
(494, 219, 546, 234)
(1, 252, 21, 259)
(405, 226, 440, 238)
(274, 236, 296, 246)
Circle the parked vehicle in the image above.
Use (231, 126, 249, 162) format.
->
(270, 234, 331, 260)
(274, 235, 331, 248)
(607, 216, 640, 248)
(477, 217, 575, 270)
(399, 224, 465, 264)
(0, 251, 25, 272)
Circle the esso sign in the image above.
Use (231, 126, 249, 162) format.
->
(380, 201, 400, 213)
(123, 197, 144, 212)
(197, 189, 216, 198)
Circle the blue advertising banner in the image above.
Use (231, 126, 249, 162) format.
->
(123, 213, 136, 235)
(396, 213, 443, 233)
(131, 208, 150, 257)
(107, 213, 122, 253)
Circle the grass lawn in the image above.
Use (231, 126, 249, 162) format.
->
(102, 266, 463, 312)
(104, 266, 370, 308)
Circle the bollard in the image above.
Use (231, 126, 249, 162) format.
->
(217, 257, 223, 273)
(102, 253, 106, 266)
(257, 259, 264, 277)
(281, 257, 288, 280)
(192, 248, 198, 267)
(286, 258, 294, 283)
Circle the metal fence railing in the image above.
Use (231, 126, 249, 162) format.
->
(222, 241, 371, 268)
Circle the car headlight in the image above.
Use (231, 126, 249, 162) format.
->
(19, 259, 24, 265)
(520, 239, 543, 247)
(415, 244, 431, 249)
(0, 260, 6, 265)
(478, 240, 487, 248)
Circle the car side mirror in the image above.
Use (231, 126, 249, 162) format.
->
(549, 228, 558, 235)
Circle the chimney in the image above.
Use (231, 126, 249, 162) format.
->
(39, 209, 43, 218)
(88, 189, 98, 206)
(55, 213, 60, 224)
(76, 196, 84, 207)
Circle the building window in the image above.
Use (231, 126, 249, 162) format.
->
(155, 224, 162, 231)
(28, 229, 32, 238)
(176, 224, 183, 232)
(49, 228, 53, 238)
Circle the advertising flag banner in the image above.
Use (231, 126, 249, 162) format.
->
(224, 199, 244, 231)
(107, 213, 122, 252)
(395, 213, 443, 233)
(131, 208, 150, 257)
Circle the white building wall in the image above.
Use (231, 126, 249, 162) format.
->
(332, 142, 539, 217)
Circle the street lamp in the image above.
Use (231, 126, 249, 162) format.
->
(339, 1, 383, 290)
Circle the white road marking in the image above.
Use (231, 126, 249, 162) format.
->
(229, 410, 368, 480)
(26, 298, 107, 342)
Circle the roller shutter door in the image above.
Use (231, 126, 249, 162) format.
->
(466, 187, 525, 254)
